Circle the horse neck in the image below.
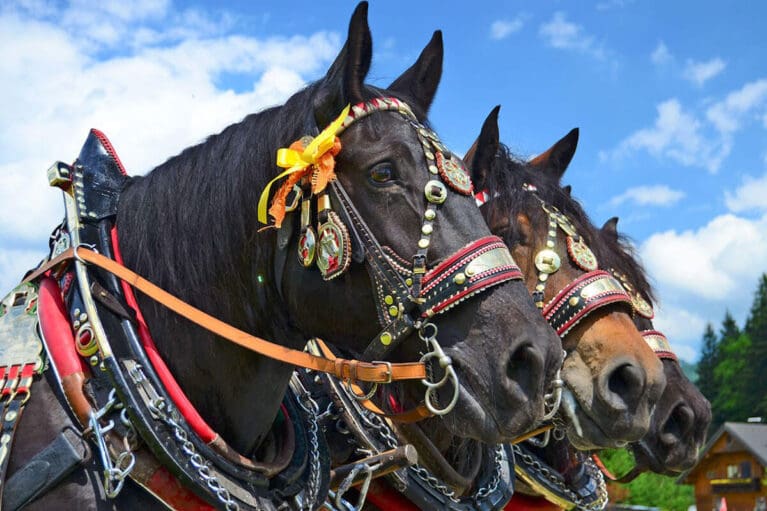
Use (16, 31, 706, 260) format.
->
(115, 106, 309, 455)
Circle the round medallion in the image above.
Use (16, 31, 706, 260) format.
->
(316, 212, 352, 281)
(566, 236, 597, 271)
(297, 227, 316, 268)
(435, 151, 473, 195)
(535, 249, 561, 274)
(631, 294, 655, 319)
(424, 180, 448, 204)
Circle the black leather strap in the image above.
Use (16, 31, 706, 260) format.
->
(2, 429, 90, 511)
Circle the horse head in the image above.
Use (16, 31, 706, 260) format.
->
(599, 216, 712, 473)
(465, 108, 666, 450)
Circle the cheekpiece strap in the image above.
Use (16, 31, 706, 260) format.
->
(641, 330, 677, 361)
(542, 270, 633, 336)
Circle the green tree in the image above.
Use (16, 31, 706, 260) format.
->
(696, 323, 719, 410)
(711, 332, 752, 428)
(598, 449, 694, 511)
(744, 274, 767, 418)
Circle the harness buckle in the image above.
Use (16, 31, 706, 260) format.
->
(371, 360, 392, 384)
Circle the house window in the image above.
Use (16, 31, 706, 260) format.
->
(727, 464, 739, 478)
(739, 461, 751, 478)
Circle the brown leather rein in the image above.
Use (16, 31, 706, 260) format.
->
(24, 247, 427, 386)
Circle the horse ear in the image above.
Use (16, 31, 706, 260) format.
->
(314, 2, 373, 127)
(601, 216, 620, 242)
(388, 31, 443, 117)
(464, 105, 501, 191)
(562, 185, 572, 197)
(529, 127, 579, 182)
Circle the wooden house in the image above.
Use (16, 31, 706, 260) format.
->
(679, 422, 767, 511)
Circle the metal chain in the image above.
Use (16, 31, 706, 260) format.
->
(147, 398, 240, 511)
(512, 444, 608, 511)
(294, 386, 323, 511)
(357, 404, 505, 506)
(87, 389, 136, 499)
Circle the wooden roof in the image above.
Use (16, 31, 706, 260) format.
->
(678, 422, 767, 484)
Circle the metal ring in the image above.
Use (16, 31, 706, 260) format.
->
(73, 243, 98, 265)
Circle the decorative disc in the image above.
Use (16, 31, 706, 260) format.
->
(631, 294, 655, 319)
(316, 211, 352, 280)
(297, 227, 316, 268)
(435, 151, 473, 195)
(566, 237, 597, 271)
(534, 249, 561, 274)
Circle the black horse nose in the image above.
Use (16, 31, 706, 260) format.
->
(599, 361, 647, 412)
(505, 341, 545, 399)
(661, 403, 696, 445)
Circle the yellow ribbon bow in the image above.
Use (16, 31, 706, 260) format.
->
(257, 104, 350, 227)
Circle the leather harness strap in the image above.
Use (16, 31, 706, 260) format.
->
(24, 247, 427, 385)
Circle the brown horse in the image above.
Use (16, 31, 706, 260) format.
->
(599, 216, 712, 476)
(465, 107, 666, 452)
(5, 4, 563, 509)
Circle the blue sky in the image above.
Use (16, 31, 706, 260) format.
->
(1, 0, 766, 361)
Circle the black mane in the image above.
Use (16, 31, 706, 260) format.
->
(484, 143, 601, 252)
(598, 229, 657, 304)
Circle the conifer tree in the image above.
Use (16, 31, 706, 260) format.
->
(744, 274, 767, 417)
(696, 323, 719, 407)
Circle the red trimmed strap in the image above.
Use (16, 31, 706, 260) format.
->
(641, 330, 678, 361)
(543, 270, 632, 337)
(91, 129, 127, 176)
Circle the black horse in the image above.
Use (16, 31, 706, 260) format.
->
(6, 4, 562, 509)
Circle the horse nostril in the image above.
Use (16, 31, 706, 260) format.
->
(663, 403, 696, 443)
(606, 363, 645, 410)
(506, 343, 542, 396)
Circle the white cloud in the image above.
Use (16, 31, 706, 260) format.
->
(538, 12, 607, 60)
(596, 0, 634, 10)
(609, 185, 685, 207)
(683, 57, 726, 87)
(651, 305, 705, 362)
(640, 213, 767, 301)
(0, 248, 48, 297)
(600, 99, 725, 172)
(0, 3, 340, 285)
(490, 16, 525, 40)
(725, 171, 767, 213)
(602, 78, 767, 172)
(650, 41, 672, 65)
(706, 79, 767, 135)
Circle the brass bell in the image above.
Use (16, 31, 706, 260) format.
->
(424, 180, 447, 204)
(535, 249, 561, 274)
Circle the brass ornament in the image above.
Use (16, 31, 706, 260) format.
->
(316, 211, 352, 280)
(435, 151, 473, 195)
(535, 249, 561, 274)
(297, 227, 317, 268)
(631, 294, 655, 319)
(424, 180, 447, 204)
(566, 236, 598, 271)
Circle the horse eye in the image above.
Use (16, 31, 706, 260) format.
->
(369, 164, 395, 185)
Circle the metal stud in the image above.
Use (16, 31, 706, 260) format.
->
(534, 249, 561, 274)
(421, 224, 433, 235)
(405, 278, 413, 287)
(424, 180, 447, 204)
(418, 239, 430, 249)
(424, 209, 436, 221)
(388, 306, 399, 317)
(546, 240, 555, 248)
(380, 332, 392, 345)
(535, 284, 545, 291)
(454, 273, 466, 285)
(429, 165, 438, 175)
(569, 297, 580, 306)
(384, 295, 394, 305)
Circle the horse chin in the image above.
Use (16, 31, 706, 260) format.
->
(560, 388, 629, 450)
(437, 383, 506, 444)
